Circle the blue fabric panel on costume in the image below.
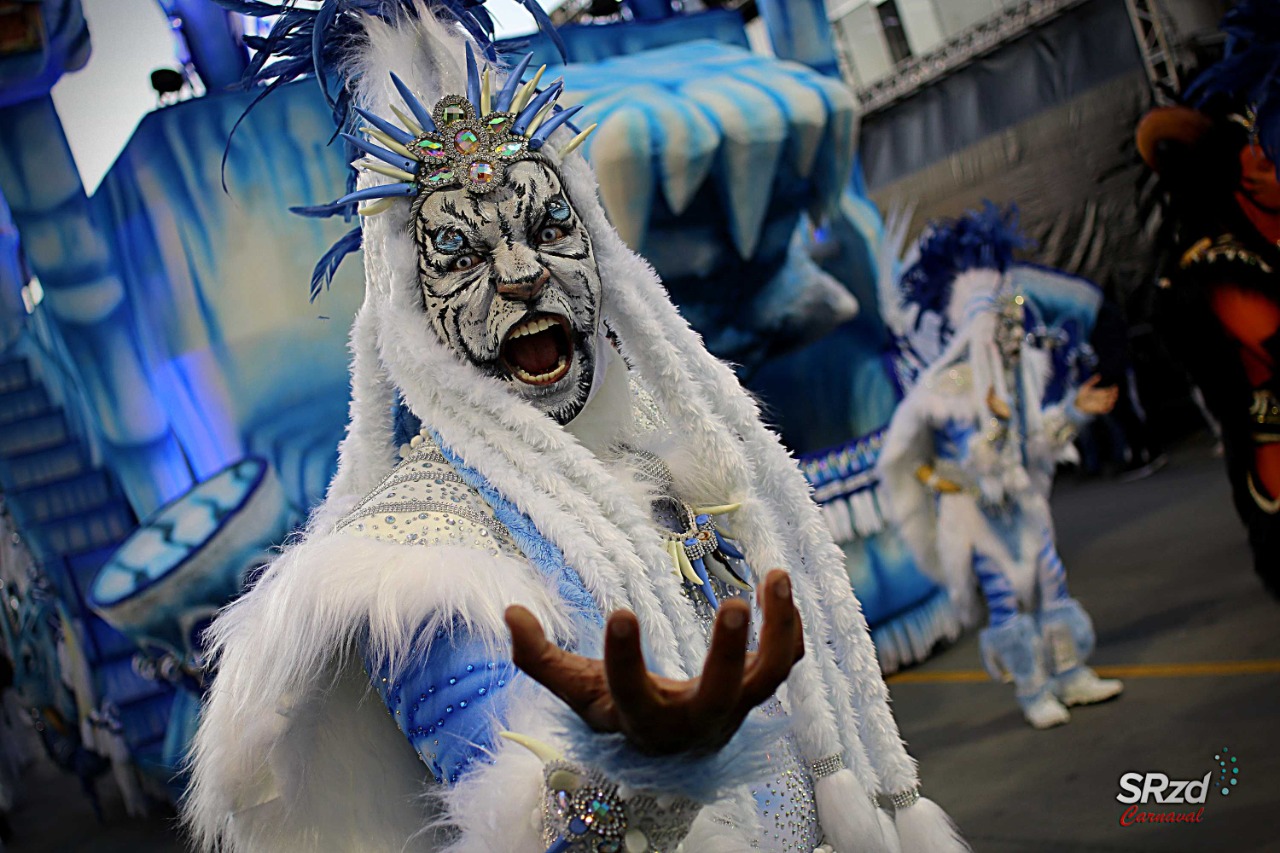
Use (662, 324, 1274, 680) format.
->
(933, 420, 975, 463)
(367, 627, 516, 786)
(981, 502, 1025, 564)
(974, 552, 1017, 627)
(432, 432, 603, 636)
(1034, 528, 1070, 604)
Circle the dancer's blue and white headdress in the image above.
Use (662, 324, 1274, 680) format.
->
(189, 4, 969, 852)
(878, 202, 1030, 386)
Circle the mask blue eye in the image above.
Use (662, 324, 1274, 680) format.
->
(434, 229, 465, 253)
(546, 197, 570, 222)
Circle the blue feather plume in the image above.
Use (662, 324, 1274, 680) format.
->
(900, 201, 1032, 316)
(1186, 0, 1280, 169)
(309, 226, 364, 302)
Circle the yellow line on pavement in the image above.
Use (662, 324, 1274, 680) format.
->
(887, 659, 1280, 684)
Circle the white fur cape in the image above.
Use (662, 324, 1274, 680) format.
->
(184, 7, 969, 853)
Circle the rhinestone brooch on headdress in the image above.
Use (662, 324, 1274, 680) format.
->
(336, 46, 597, 216)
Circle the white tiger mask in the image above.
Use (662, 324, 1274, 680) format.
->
(411, 160, 603, 424)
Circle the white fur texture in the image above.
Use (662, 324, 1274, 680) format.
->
(895, 797, 972, 853)
(814, 769, 893, 853)
(878, 297, 1068, 616)
(185, 535, 570, 851)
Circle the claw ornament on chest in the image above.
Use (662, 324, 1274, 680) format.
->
(413, 161, 602, 424)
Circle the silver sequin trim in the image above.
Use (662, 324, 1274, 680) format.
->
(809, 753, 844, 780)
(334, 436, 519, 557)
(878, 786, 921, 811)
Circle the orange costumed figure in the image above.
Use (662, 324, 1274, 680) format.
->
(1138, 1, 1280, 595)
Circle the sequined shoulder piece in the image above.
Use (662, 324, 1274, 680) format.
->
(924, 363, 973, 395)
(1179, 234, 1275, 275)
(336, 438, 521, 558)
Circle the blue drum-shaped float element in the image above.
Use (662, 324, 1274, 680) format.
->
(89, 457, 294, 666)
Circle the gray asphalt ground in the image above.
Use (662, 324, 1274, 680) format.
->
(889, 439, 1280, 852)
(6, 440, 1276, 852)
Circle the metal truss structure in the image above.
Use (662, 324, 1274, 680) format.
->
(1123, 0, 1181, 104)
(848, 0, 1094, 116)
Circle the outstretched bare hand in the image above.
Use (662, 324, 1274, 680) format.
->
(505, 569, 803, 756)
(1074, 374, 1119, 416)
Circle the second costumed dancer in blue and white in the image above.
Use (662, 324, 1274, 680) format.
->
(878, 208, 1124, 730)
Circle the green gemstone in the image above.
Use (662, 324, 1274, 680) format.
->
(494, 140, 524, 158)
(425, 168, 454, 183)
(442, 104, 467, 124)
(488, 115, 509, 129)
(416, 138, 445, 157)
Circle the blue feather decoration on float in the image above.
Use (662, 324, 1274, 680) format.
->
(898, 201, 1032, 317)
(212, 0, 572, 299)
(1185, 0, 1280, 171)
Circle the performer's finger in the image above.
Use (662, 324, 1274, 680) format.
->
(507, 605, 600, 712)
(744, 571, 802, 704)
(1081, 374, 1101, 389)
(603, 610, 657, 716)
(693, 599, 749, 716)
(507, 605, 572, 682)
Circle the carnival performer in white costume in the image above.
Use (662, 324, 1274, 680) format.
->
(184, 3, 969, 852)
(878, 207, 1124, 730)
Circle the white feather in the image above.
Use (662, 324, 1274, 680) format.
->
(183, 536, 571, 851)
(876, 202, 916, 340)
(894, 797, 972, 853)
(814, 770, 893, 853)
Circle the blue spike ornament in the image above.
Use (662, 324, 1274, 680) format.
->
(335, 184, 419, 206)
(341, 60, 592, 206)
(495, 52, 534, 113)
(339, 133, 418, 173)
(666, 510, 752, 610)
(512, 79, 564, 134)
(353, 107, 415, 147)
(530, 105, 583, 150)
(465, 43, 482, 112)
(390, 72, 438, 133)
(211, 0, 585, 297)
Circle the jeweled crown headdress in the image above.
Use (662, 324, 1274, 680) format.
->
(337, 45, 596, 216)
(214, 0, 586, 296)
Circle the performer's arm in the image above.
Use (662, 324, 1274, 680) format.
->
(364, 571, 802, 852)
(1042, 374, 1118, 449)
(914, 464, 964, 494)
